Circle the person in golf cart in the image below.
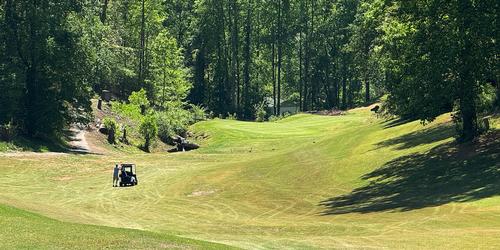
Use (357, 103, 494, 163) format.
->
(119, 164, 138, 186)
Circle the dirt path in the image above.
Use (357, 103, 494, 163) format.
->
(68, 127, 92, 154)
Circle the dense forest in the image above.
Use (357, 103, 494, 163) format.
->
(0, 0, 498, 142)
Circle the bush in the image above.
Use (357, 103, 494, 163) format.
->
(477, 83, 496, 115)
(226, 113, 237, 120)
(254, 102, 266, 122)
(111, 89, 150, 120)
(156, 107, 192, 143)
(268, 115, 280, 122)
(0, 121, 17, 141)
(111, 101, 143, 121)
(103, 118, 118, 144)
(190, 104, 207, 122)
(269, 112, 291, 122)
(139, 115, 158, 152)
(129, 88, 150, 114)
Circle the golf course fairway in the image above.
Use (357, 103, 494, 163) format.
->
(1, 107, 499, 249)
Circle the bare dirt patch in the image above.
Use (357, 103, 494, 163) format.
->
(187, 190, 217, 197)
(52, 176, 74, 181)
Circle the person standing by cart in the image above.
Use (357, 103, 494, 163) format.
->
(112, 164, 120, 187)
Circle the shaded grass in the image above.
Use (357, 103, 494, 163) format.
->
(321, 131, 500, 214)
(0, 136, 67, 152)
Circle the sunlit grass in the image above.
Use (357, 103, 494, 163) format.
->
(0, 107, 499, 249)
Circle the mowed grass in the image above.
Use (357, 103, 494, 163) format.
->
(0, 204, 235, 249)
(0, 107, 499, 249)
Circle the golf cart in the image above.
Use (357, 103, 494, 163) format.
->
(119, 164, 138, 187)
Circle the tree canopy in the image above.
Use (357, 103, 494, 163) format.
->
(0, 0, 497, 140)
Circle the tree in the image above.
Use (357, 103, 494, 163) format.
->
(150, 31, 191, 108)
(139, 114, 158, 152)
(381, 0, 497, 140)
(0, 0, 93, 137)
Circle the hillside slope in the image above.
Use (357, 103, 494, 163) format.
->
(0, 107, 498, 249)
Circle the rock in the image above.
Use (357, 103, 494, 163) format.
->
(102, 90, 112, 102)
(168, 136, 200, 153)
(98, 124, 108, 135)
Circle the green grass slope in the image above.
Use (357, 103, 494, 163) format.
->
(0, 107, 499, 249)
(0, 204, 235, 249)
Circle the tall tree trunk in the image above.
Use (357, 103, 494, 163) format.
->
(242, 0, 252, 118)
(298, 32, 303, 111)
(342, 66, 347, 110)
(272, 21, 276, 115)
(309, 0, 315, 110)
(25, 0, 40, 137)
(457, 0, 477, 140)
(100, 0, 109, 24)
(365, 79, 370, 103)
(230, 0, 241, 114)
(277, 0, 282, 115)
(139, 0, 146, 87)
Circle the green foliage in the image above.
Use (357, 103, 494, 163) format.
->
(190, 104, 207, 122)
(156, 106, 192, 142)
(1, 0, 495, 142)
(0, 1, 93, 137)
(380, 0, 497, 140)
(139, 114, 158, 152)
(477, 84, 497, 115)
(111, 89, 150, 120)
(111, 101, 143, 121)
(226, 113, 238, 120)
(269, 112, 291, 122)
(103, 118, 118, 144)
(129, 88, 150, 108)
(150, 31, 191, 107)
(268, 115, 280, 122)
(254, 102, 267, 122)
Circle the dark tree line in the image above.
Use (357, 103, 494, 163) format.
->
(0, 0, 498, 140)
(173, 0, 498, 139)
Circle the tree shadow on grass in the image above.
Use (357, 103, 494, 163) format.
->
(4, 128, 95, 155)
(382, 117, 419, 129)
(320, 131, 500, 215)
(9, 136, 67, 153)
(375, 124, 455, 150)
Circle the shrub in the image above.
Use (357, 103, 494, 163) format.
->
(139, 115, 158, 152)
(111, 101, 143, 121)
(156, 107, 191, 143)
(254, 102, 266, 122)
(477, 83, 496, 115)
(103, 118, 118, 144)
(226, 113, 237, 120)
(0, 120, 17, 141)
(111, 89, 150, 120)
(190, 104, 207, 122)
(129, 88, 150, 114)
(268, 115, 280, 122)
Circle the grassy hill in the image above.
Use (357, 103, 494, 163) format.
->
(0, 106, 498, 249)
